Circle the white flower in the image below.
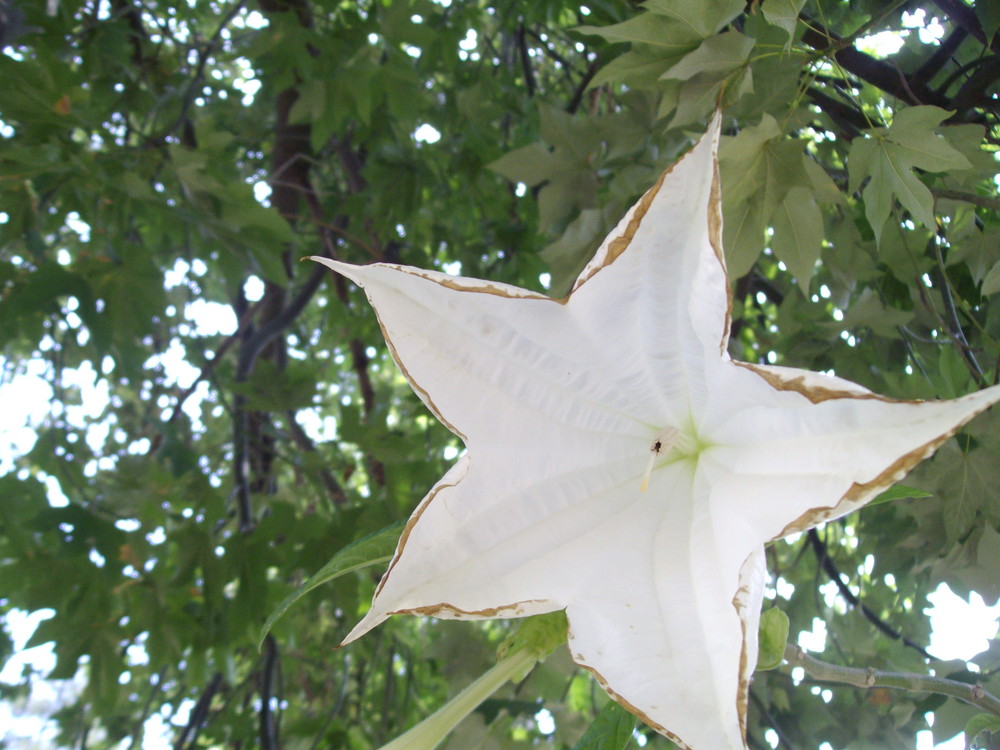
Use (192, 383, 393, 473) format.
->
(310, 114, 1000, 749)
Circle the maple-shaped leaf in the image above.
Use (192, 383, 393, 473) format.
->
(489, 104, 602, 230)
(718, 113, 814, 277)
(310, 114, 1000, 749)
(759, 0, 806, 47)
(848, 106, 972, 244)
(577, 0, 743, 90)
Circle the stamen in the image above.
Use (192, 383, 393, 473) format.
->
(640, 427, 680, 492)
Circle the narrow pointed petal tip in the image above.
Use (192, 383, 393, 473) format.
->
(308, 255, 355, 281)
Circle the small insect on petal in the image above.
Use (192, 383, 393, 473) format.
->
(640, 427, 680, 492)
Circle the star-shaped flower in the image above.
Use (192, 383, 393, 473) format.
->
(310, 116, 1000, 749)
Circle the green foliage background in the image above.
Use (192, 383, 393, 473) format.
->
(1, 0, 999, 747)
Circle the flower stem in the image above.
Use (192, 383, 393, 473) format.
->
(378, 645, 539, 750)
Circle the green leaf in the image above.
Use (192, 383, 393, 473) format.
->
(887, 107, 972, 173)
(723, 193, 768, 277)
(539, 103, 601, 157)
(642, 0, 744, 37)
(577, 0, 742, 93)
(660, 31, 753, 128)
(760, 0, 806, 45)
(576, 14, 699, 50)
(802, 157, 845, 205)
(489, 143, 559, 187)
(866, 484, 932, 507)
(230, 360, 318, 411)
(848, 107, 972, 242)
(939, 345, 973, 399)
(982, 260, 1000, 296)
(571, 699, 636, 750)
(835, 288, 913, 336)
(719, 114, 810, 273)
(950, 525, 1000, 606)
(258, 520, 405, 647)
(976, 3, 1000, 38)
(587, 48, 678, 89)
(756, 607, 789, 671)
(926, 412, 1000, 542)
(541, 206, 614, 297)
(667, 74, 726, 130)
(662, 30, 754, 82)
(966, 713, 1000, 745)
(771, 185, 822, 294)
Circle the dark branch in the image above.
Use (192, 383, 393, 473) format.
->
(801, 17, 951, 109)
(161, 0, 248, 142)
(930, 248, 987, 387)
(173, 672, 224, 750)
(807, 530, 935, 661)
(517, 22, 536, 98)
(805, 88, 865, 140)
(567, 58, 601, 115)
(913, 25, 968, 86)
(233, 264, 327, 532)
(259, 634, 281, 750)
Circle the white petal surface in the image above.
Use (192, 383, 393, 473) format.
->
(311, 114, 1000, 750)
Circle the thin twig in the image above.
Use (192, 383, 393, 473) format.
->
(307, 654, 353, 750)
(161, 0, 248, 141)
(750, 688, 798, 749)
(800, 15, 950, 109)
(161, 299, 264, 429)
(807, 530, 935, 660)
(931, 243, 988, 386)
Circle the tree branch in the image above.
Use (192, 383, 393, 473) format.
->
(160, 298, 264, 430)
(259, 634, 281, 750)
(931, 243, 988, 387)
(784, 643, 1000, 716)
(567, 58, 601, 115)
(173, 672, 224, 750)
(805, 87, 865, 140)
(933, 188, 1000, 213)
(517, 22, 536, 98)
(161, 0, 248, 143)
(913, 25, 968, 86)
(233, 263, 327, 531)
(801, 16, 951, 109)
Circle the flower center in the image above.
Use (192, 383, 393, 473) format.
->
(640, 426, 680, 492)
